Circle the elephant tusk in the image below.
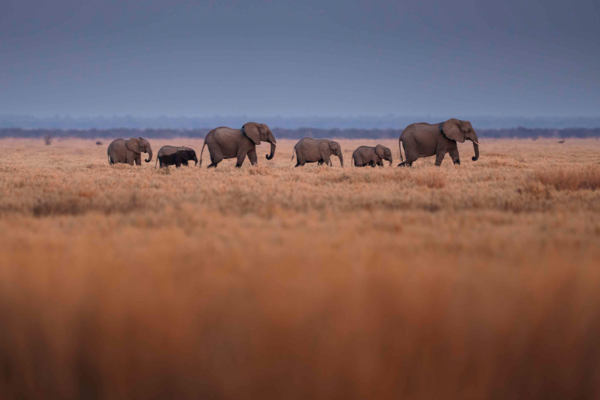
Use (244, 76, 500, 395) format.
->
(472, 141, 481, 145)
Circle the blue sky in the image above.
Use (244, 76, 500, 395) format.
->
(1, 0, 599, 118)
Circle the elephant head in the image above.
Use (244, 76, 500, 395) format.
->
(126, 137, 153, 163)
(329, 141, 344, 167)
(242, 122, 277, 160)
(442, 119, 480, 161)
(179, 147, 198, 166)
(375, 145, 393, 166)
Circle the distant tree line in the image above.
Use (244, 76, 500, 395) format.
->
(4, 115, 600, 129)
(1, 127, 599, 140)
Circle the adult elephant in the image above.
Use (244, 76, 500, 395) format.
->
(398, 119, 480, 167)
(199, 122, 276, 168)
(352, 145, 392, 167)
(107, 138, 153, 165)
(155, 146, 198, 168)
(292, 138, 344, 167)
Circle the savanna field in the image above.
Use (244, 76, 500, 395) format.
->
(1, 138, 600, 399)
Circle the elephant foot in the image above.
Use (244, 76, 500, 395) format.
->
(207, 164, 217, 168)
(453, 159, 461, 165)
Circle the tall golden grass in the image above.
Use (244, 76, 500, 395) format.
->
(1, 138, 600, 399)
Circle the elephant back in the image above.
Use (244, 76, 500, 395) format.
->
(158, 146, 178, 157)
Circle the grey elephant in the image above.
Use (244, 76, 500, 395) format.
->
(291, 138, 344, 167)
(155, 146, 198, 168)
(199, 122, 276, 168)
(398, 119, 480, 167)
(352, 145, 392, 167)
(107, 137, 153, 165)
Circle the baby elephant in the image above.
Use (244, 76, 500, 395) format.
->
(352, 145, 393, 167)
(155, 146, 198, 168)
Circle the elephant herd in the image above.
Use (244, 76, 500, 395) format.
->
(106, 118, 480, 169)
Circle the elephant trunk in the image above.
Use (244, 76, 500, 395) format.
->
(145, 148, 153, 163)
(194, 157, 198, 166)
(389, 158, 393, 166)
(339, 152, 344, 167)
(266, 139, 276, 160)
(471, 133, 480, 161)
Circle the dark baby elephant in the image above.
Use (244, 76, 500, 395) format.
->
(199, 122, 276, 168)
(398, 119, 480, 167)
(107, 137, 153, 165)
(155, 146, 198, 168)
(352, 145, 392, 167)
(292, 138, 344, 167)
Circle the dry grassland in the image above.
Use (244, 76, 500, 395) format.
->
(1, 138, 600, 399)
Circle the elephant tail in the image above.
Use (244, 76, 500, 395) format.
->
(199, 141, 207, 167)
(398, 139, 405, 164)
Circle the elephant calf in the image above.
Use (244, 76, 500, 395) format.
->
(352, 145, 392, 167)
(199, 122, 276, 168)
(107, 137, 153, 165)
(292, 138, 344, 167)
(156, 146, 198, 168)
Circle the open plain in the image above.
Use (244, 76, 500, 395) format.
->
(1, 138, 600, 399)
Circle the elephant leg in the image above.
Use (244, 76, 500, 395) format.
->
(449, 146, 460, 165)
(247, 149, 258, 166)
(317, 160, 324, 166)
(400, 148, 417, 167)
(321, 155, 331, 166)
(208, 144, 224, 168)
(435, 151, 446, 166)
(175, 155, 182, 168)
(135, 156, 141, 166)
(235, 153, 247, 168)
(295, 151, 306, 167)
(126, 151, 135, 166)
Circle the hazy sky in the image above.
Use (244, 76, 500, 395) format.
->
(1, 0, 599, 118)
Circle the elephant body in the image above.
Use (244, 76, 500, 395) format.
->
(199, 123, 276, 168)
(156, 146, 198, 168)
(292, 138, 344, 167)
(107, 138, 153, 166)
(398, 119, 480, 167)
(352, 145, 392, 167)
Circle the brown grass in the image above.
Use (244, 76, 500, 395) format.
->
(1, 138, 600, 399)
(535, 166, 600, 191)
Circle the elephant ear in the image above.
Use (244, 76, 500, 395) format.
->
(442, 119, 465, 143)
(375, 145, 386, 159)
(242, 123, 261, 145)
(126, 138, 142, 153)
